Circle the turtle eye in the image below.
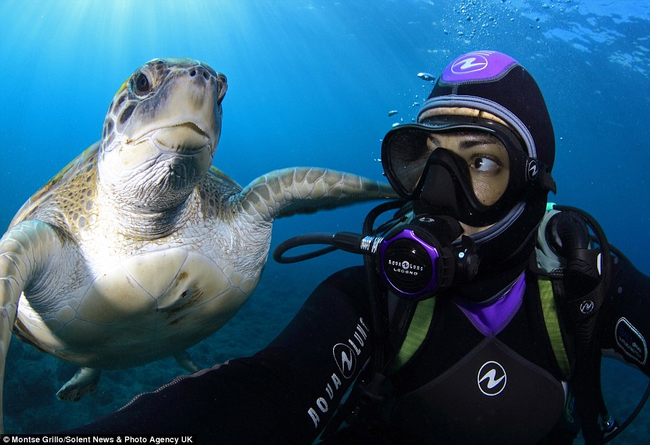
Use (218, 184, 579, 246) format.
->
(133, 72, 151, 96)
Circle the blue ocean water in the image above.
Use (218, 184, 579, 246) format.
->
(0, 0, 649, 441)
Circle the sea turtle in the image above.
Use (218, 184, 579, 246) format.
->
(0, 58, 396, 431)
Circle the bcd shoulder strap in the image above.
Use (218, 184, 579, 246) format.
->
(387, 276, 572, 378)
(537, 204, 614, 445)
(388, 296, 436, 372)
(537, 276, 571, 379)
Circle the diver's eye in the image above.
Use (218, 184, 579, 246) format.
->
(471, 156, 500, 173)
(133, 72, 151, 96)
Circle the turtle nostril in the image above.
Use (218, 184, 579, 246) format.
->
(189, 67, 212, 82)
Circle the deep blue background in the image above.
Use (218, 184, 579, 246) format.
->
(1, 0, 649, 441)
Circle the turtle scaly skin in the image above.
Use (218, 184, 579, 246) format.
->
(0, 58, 396, 432)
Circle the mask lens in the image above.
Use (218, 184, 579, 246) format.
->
(382, 119, 531, 227)
(382, 126, 432, 197)
(448, 131, 511, 207)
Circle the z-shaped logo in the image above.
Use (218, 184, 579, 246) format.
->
(451, 54, 489, 74)
(333, 343, 357, 379)
(477, 361, 507, 396)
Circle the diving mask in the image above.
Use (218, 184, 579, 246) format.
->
(382, 116, 555, 227)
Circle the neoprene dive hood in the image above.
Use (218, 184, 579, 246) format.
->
(382, 50, 557, 291)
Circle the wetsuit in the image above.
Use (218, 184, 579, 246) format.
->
(66, 254, 650, 445)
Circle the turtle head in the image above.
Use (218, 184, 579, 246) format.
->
(99, 58, 227, 212)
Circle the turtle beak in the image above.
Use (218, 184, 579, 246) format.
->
(125, 64, 225, 156)
(150, 123, 211, 154)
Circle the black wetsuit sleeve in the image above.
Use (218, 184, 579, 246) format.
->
(62, 267, 374, 444)
(600, 256, 650, 375)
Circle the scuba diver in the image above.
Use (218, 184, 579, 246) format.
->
(64, 50, 650, 444)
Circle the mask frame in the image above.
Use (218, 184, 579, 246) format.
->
(381, 116, 555, 227)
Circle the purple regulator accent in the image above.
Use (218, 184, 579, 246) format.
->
(441, 50, 518, 84)
(379, 229, 440, 298)
(455, 273, 526, 336)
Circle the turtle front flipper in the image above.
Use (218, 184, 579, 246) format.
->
(238, 167, 398, 222)
(174, 350, 200, 373)
(57, 367, 101, 402)
(0, 220, 76, 432)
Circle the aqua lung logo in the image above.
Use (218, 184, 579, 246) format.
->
(477, 361, 507, 396)
(307, 318, 370, 429)
(580, 299, 595, 315)
(451, 51, 495, 75)
(527, 159, 539, 181)
(616, 317, 648, 365)
(333, 343, 357, 379)
(443, 51, 516, 84)
(387, 259, 424, 276)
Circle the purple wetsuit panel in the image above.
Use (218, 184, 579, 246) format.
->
(454, 273, 526, 336)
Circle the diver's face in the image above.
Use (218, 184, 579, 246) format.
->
(425, 131, 510, 235)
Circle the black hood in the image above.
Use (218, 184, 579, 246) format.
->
(396, 51, 556, 297)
